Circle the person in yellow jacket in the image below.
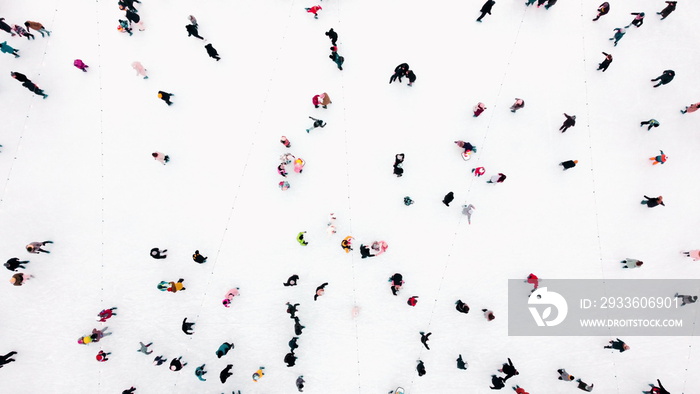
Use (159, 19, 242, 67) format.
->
(341, 236, 353, 253)
(252, 366, 265, 382)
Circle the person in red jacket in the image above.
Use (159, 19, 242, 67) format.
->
(97, 307, 118, 322)
(305, 5, 322, 19)
(526, 273, 539, 292)
(513, 385, 530, 394)
(96, 350, 111, 362)
(407, 296, 418, 306)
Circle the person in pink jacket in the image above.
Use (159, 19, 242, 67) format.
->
(294, 158, 305, 173)
(305, 5, 322, 19)
(74, 59, 88, 72)
(681, 102, 700, 114)
(222, 288, 240, 307)
(682, 250, 700, 261)
(152, 152, 169, 164)
(473, 102, 486, 117)
(26, 241, 53, 254)
(131, 61, 148, 79)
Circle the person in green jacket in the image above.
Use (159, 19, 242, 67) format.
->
(297, 231, 308, 246)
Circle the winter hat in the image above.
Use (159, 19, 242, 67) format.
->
(157, 93, 163, 98)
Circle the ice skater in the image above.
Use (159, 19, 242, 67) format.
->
(626, 12, 645, 28)
(477, 0, 496, 22)
(0, 18, 13, 36)
(604, 338, 630, 352)
(419, 332, 431, 350)
(416, 360, 426, 376)
(681, 250, 700, 261)
(5, 257, 29, 271)
(222, 288, 239, 307)
(592, 2, 610, 21)
(457, 354, 468, 370)
(393, 153, 405, 177)
(389, 63, 409, 84)
(487, 173, 507, 184)
(0, 351, 17, 368)
(560, 160, 578, 170)
(12, 24, 34, 39)
(24, 21, 50, 37)
(406, 69, 416, 86)
(195, 364, 207, 381)
(597, 52, 613, 71)
(609, 27, 626, 46)
(97, 307, 118, 322)
(649, 150, 667, 165)
(462, 204, 476, 224)
(306, 116, 326, 133)
(150, 247, 167, 259)
(510, 98, 525, 112)
(169, 357, 187, 371)
(192, 250, 207, 263)
(314, 282, 328, 301)
(181, 318, 195, 335)
(641, 195, 664, 208)
(657, 2, 677, 20)
(131, 61, 148, 79)
(675, 293, 698, 306)
(490, 375, 505, 389)
(152, 152, 170, 164)
(220, 365, 233, 383)
(297, 231, 308, 246)
(329, 46, 344, 70)
(681, 102, 700, 114)
(443, 191, 454, 207)
(205, 43, 220, 61)
(473, 102, 487, 117)
(559, 113, 576, 132)
(137, 342, 153, 355)
(651, 70, 675, 87)
(643, 379, 670, 394)
(557, 368, 575, 381)
(26, 241, 53, 254)
(455, 300, 470, 314)
(312, 93, 331, 108)
(284, 274, 300, 286)
(325, 28, 338, 45)
(96, 350, 111, 362)
(157, 91, 174, 105)
(305, 5, 322, 19)
(186, 23, 204, 39)
(74, 59, 89, 72)
(482, 308, 495, 321)
(640, 119, 660, 130)
(296, 375, 305, 392)
(500, 358, 519, 380)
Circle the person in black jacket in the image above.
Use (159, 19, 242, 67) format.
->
(284, 352, 297, 367)
(657, 1, 677, 20)
(325, 28, 338, 46)
(10, 71, 30, 83)
(286, 302, 300, 319)
(169, 356, 186, 371)
(5, 258, 29, 271)
(499, 358, 519, 380)
(393, 153, 405, 177)
(643, 379, 670, 394)
(490, 375, 505, 390)
(284, 274, 300, 286)
(560, 160, 578, 170)
(181, 318, 195, 335)
(416, 360, 426, 376)
(158, 91, 174, 105)
(597, 52, 613, 71)
(592, 2, 610, 21)
(390, 273, 403, 295)
(205, 43, 220, 61)
(22, 81, 48, 98)
(604, 338, 630, 352)
(192, 250, 207, 263)
(443, 191, 454, 207)
(559, 113, 576, 133)
(651, 70, 675, 87)
(477, 0, 496, 22)
(390, 63, 409, 84)
(641, 195, 664, 208)
(150, 247, 167, 259)
(0, 18, 14, 36)
(220, 364, 233, 383)
(186, 24, 204, 39)
(419, 332, 431, 350)
(0, 351, 17, 368)
(406, 70, 416, 86)
(455, 300, 470, 314)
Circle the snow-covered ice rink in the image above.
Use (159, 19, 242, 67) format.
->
(1, 0, 699, 393)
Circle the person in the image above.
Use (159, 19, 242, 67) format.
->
(657, 1, 677, 20)
(150, 248, 167, 259)
(609, 27, 626, 46)
(329, 47, 344, 70)
(305, 5, 322, 19)
(306, 116, 326, 133)
(89, 327, 113, 343)
(169, 357, 186, 371)
(0, 41, 19, 58)
(407, 296, 419, 306)
(312, 93, 331, 108)
(73, 59, 89, 72)
(10, 273, 32, 286)
(650, 150, 667, 165)
(195, 364, 207, 381)
(455, 140, 476, 155)
(96, 350, 111, 362)
(559, 113, 576, 132)
(675, 293, 698, 306)
(510, 98, 525, 112)
(560, 160, 578, 170)
(457, 354, 468, 370)
(279, 181, 290, 190)
(592, 2, 610, 21)
(487, 173, 507, 184)
(626, 12, 645, 28)
(24, 21, 50, 37)
(205, 43, 220, 61)
(644, 379, 670, 394)
(681, 250, 700, 261)
(341, 236, 354, 253)
(641, 195, 664, 208)
(651, 70, 675, 87)
(314, 282, 328, 301)
(473, 102, 487, 117)
(477, 0, 496, 22)
(390, 63, 409, 84)
(222, 288, 239, 307)
(158, 91, 174, 105)
(284, 274, 300, 286)
(443, 191, 454, 207)
(419, 332, 431, 350)
(297, 231, 308, 246)
(118, 19, 133, 36)
(500, 358, 519, 380)
(12, 24, 34, 39)
(26, 241, 53, 254)
(167, 278, 186, 293)
(544, 0, 557, 10)
(620, 258, 643, 269)
(557, 368, 575, 381)
(286, 302, 300, 319)
(220, 365, 233, 383)
(640, 119, 660, 130)
(462, 204, 476, 224)
(137, 342, 153, 355)
(280, 136, 291, 147)
(252, 366, 265, 382)
(406, 70, 416, 86)
(185, 24, 204, 39)
(131, 61, 148, 79)
(576, 379, 594, 392)
(119, 0, 141, 12)
(681, 102, 700, 114)
(122, 386, 136, 394)
(10, 71, 30, 83)
(416, 360, 426, 376)
(526, 273, 539, 291)
(22, 81, 48, 98)
(482, 308, 495, 321)
(390, 273, 404, 295)
(284, 352, 297, 367)
(325, 28, 338, 45)
(393, 153, 405, 177)
(97, 307, 118, 322)
(490, 375, 505, 390)
(216, 342, 234, 358)
(597, 52, 613, 71)
(296, 375, 305, 392)
(153, 355, 167, 366)
(404, 196, 414, 206)
(182, 318, 195, 335)
(152, 152, 169, 164)
(192, 250, 207, 264)
(455, 300, 470, 314)
(289, 336, 299, 351)
(5, 257, 29, 271)
(0, 18, 13, 36)
(604, 338, 630, 352)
